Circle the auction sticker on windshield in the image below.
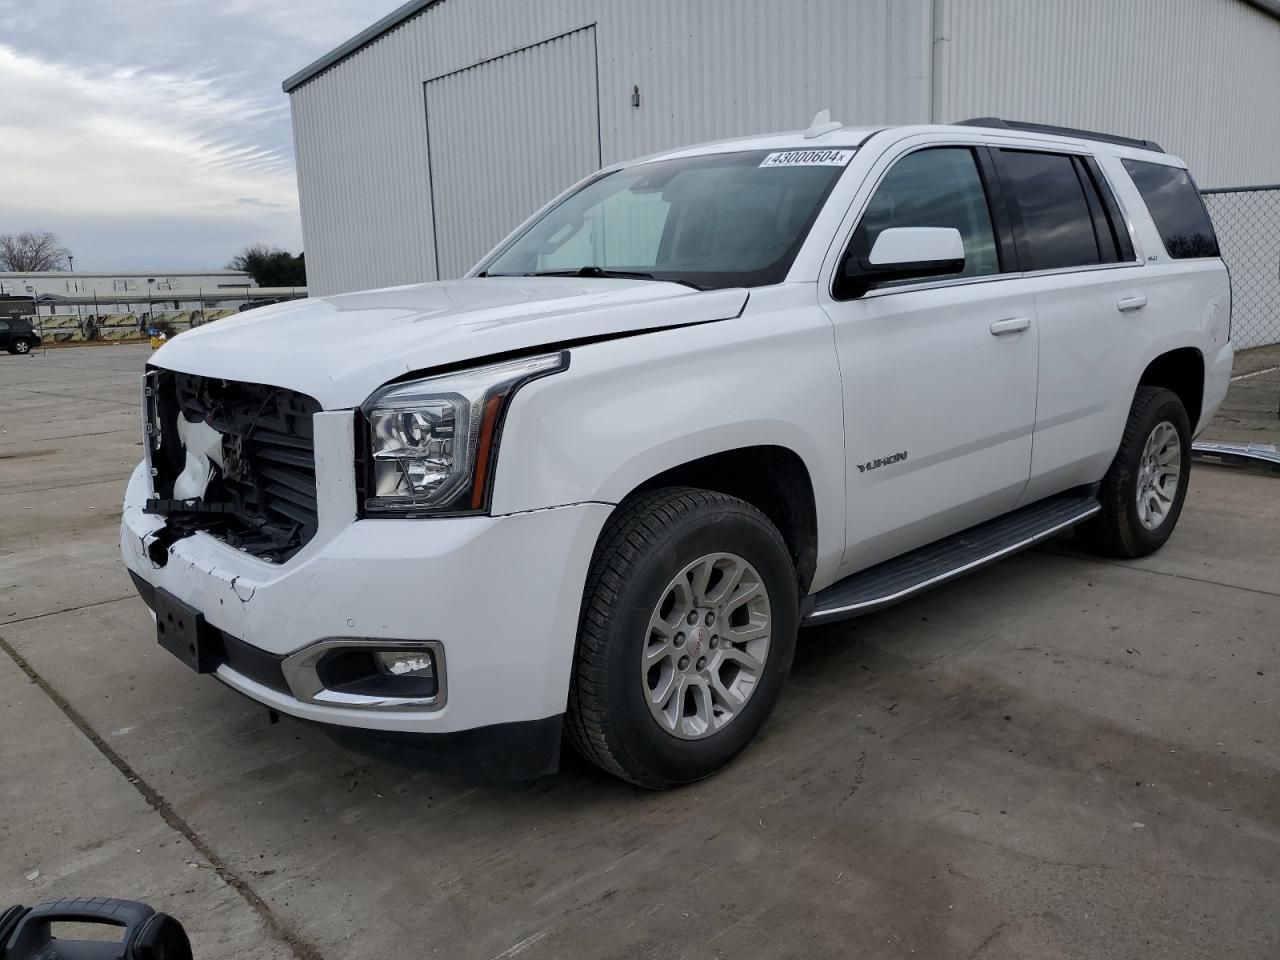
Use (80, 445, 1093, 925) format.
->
(759, 149, 854, 168)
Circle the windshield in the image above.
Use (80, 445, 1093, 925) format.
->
(482, 148, 855, 289)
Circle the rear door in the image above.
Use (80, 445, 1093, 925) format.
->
(990, 148, 1149, 503)
(820, 142, 1040, 575)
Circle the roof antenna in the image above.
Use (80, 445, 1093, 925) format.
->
(804, 108, 842, 139)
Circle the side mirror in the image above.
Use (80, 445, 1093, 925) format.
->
(840, 226, 965, 297)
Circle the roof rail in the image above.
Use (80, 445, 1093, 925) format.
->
(953, 117, 1164, 153)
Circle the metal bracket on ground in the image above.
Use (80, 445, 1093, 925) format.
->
(1191, 441, 1280, 475)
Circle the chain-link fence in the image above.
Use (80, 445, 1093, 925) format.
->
(1202, 185, 1280, 350)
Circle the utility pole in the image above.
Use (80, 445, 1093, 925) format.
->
(66, 255, 86, 339)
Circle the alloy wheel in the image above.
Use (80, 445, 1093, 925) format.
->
(1136, 420, 1181, 530)
(642, 552, 772, 740)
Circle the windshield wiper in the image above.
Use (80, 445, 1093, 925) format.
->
(526, 266, 706, 290)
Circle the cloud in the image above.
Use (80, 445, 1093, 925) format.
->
(0, 46, 296, 216)
(0, 1, 400, 271)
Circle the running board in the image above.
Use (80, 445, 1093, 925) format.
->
(805, 492, 1101, 624)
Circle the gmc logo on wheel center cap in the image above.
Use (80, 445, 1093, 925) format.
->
(688, 625, 708, 656)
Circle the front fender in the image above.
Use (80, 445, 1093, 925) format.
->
(490, 288, 847, 589)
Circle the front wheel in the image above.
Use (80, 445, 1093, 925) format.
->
(566, 487, 798, 788)
(11, 338, 32, 354)
(1077, 386, 1192, 558)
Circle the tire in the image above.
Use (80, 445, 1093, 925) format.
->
(566, 487, 799, 788)
(12, 338, 32, 354)
(1077, 386, 1192, 558)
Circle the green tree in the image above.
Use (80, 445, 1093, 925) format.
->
(227, 244, 306, 287)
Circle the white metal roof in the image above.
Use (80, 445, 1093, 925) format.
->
(632, 127, 882, 163)
(623, 122, 1175, 168)
(282, 0, 1280, 95)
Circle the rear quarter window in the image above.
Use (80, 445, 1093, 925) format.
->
(1122, 159, 1220, 259)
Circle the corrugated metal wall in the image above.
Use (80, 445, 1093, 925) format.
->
(289, 0, 932, 295)
(290, 0, 1280, 296)
(934, 0, 1280, 187)
(425, 27, 601, 278)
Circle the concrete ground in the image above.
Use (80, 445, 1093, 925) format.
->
(1206, 342, 1280, 446)
(1, 342, 1277, 960)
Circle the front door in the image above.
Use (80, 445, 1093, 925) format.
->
(821, 144, 1039, 575)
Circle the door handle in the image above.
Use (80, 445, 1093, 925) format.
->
(1117, 296, 1148, 313)
(989, 317, 1031, 336)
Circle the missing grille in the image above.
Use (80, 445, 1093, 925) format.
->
(145, 370, 322, 563)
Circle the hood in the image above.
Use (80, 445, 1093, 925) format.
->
(152, 277, 747, 408)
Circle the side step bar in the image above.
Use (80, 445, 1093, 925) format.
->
(805, 492, 1101, 625)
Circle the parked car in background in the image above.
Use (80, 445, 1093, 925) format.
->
(121, 116, 1231, 787)
(0, 318, 40, 354)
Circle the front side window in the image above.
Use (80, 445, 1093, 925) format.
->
(846, 147, 1001, 283)
(1000, 150, 1103, 271)
(1122, 159, 1220, 259)
(483, 149, 854, 289)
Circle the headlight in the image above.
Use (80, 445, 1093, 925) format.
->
(360, 352, 566, 515)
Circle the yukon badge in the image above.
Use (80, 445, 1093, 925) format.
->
(857, 450, 908, 474)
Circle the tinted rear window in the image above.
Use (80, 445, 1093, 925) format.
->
(1122, 159, 1220, 259)
(1000, 150, 1100, 270)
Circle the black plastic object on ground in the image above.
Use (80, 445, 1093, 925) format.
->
(0, 897, 191, 960)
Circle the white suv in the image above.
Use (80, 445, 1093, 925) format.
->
(121, 117, 1233, 787)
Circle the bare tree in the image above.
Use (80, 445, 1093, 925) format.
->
(0, 231, 72, 271)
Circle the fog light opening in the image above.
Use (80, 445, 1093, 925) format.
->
(375, 651, 434, 679)
(282, 639, 447, 710)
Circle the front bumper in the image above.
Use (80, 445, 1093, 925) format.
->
(120, 458, 612, 739)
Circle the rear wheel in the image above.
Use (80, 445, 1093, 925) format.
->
(566, 487, 798, 788)
(1077, 386, 1191, 558)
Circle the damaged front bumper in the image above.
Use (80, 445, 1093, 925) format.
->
(120, 427, 612, 776)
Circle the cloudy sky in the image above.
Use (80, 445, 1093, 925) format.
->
(0, 1, 401, 271)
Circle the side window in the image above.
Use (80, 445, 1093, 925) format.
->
(0, 321, 9, 331)
(1122, 159, 1220, 259)
(852, 147, 1001, 281)
(1080, 158, 1136, 263)
(999, 150, 1101, 271)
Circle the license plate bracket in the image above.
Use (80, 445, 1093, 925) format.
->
(154, 589, 223, 673)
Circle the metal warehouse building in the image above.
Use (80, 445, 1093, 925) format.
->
(284, 0, 1280, 298)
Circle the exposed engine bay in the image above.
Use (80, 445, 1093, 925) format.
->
(143, 368, 322, 563)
